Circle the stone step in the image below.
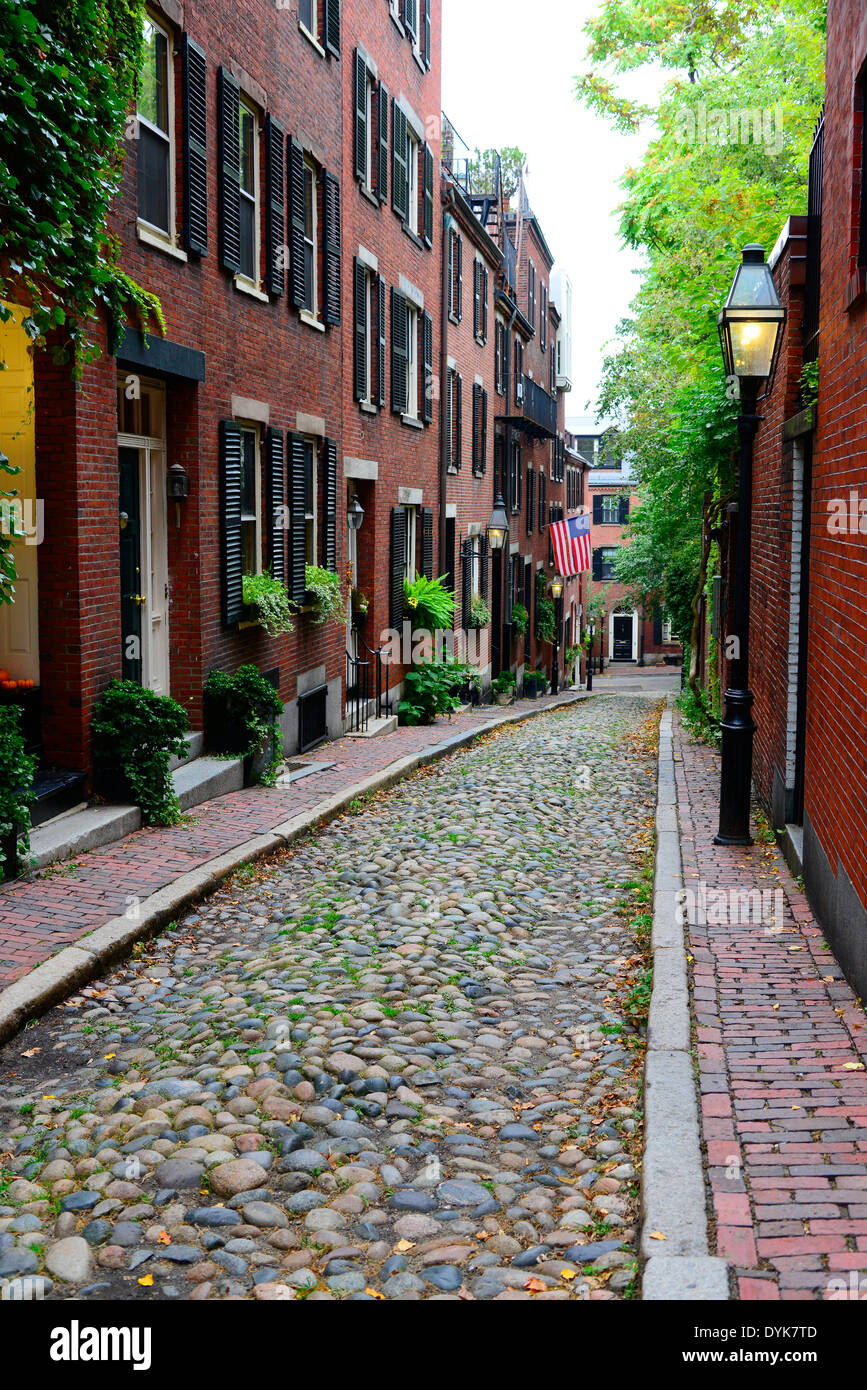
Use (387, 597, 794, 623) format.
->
(344, 715, 398, 738)
(28, 753, 244, 870)
(169, 731, 205, 771)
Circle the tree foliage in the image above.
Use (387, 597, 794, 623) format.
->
(469, 146, 527, 200)
(0, 0, 163, 366)
(577, 0, 825, 670)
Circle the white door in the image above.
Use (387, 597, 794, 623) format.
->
(0, 302, 40, 683)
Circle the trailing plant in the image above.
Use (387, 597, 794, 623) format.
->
(91, 679, 189, 825)
(491, 670, 516, 696)
(0, 705, 36, 879)
(204, 665, 284, 786)
(565, 644, 582, 671)
(305, 565, 344, 627)
(242, 571, 297, 637)
(404, 574, 455, 632)
(535, 573, 555, 644)
(398, 661, 476, 727)
(799, 359, 819, 410)
(351, 587, 369, 614)
(677, 664, 721, 749)
(510, 602, 528, 637)
(0, 0, 166, 368)
(468, 596, 491, 629)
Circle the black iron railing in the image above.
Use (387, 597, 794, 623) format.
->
(346, 651, 370, 734)
(356, 635, 393, 720)
(521, 375, 558, 437)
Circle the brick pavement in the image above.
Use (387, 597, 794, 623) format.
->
(0, 695, 570, 989)
(676, 712, 867, 1301)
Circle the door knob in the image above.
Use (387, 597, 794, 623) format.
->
(132, 594, 147, 607)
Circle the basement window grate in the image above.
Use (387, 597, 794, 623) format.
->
(298, 683, 328, 753)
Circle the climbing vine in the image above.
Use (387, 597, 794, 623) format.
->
(0, 0, 163, 367)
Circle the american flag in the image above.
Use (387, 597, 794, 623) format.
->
(550, 512, 591, 577)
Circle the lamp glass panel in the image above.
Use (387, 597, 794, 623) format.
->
(728, 319, 779, 378)
(728, 263, 780, 309)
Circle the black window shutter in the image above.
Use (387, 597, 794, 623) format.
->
(592, 548, 602, 581)
(446, 370, 453, 467)
(354, 51, 367, 182)
(324, 0, 341, 57)
(421, 507, 433, 580)
(322, 437, 338, 572)
(473, 260, 480, 338)
(653, 611, 663, 645)
(264, 114, 285, 297)
(390, 507, 406, 628)
(482, 266, 489, 342)
(593, 494, 603, 524)
(423, 0, 432, 68)
(377, 81, 389, 203)
(422, 310, 433, 424)
(322, 171, 341, 325)
(220, 420, 244, 624)
(539, 470, 546, 532)
(481, 389, 488, 473)
(289, 432, 308, 605)
(444, 516, 456, 593)
(461, 538, 472, 629)
(391, 288, 407, 414)
(266, 427, 286, 585)
(423, 143, 434, 246)
(288, 136, 306, 308)
(526, 468, 533, 535)
(455, 373, 462, 468)
(480, 534, 489, 602)
(472, 383, 481, 471)
(404, 0, 418, 39)
(353, 258, 368, 401)
(217, 67, 241, 272)
(377, 274, 387, 407)
(448, 232, 455, 316)
(457, 234, 463, 318)
(619, 494, 630, 524)
(392, 101, 408, 221)
(181, 34, 208, 257)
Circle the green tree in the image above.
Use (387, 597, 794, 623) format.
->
(468, 146, 527, 200)
(576, 0, 825, 692)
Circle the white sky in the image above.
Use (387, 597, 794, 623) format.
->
(441, 0, 658, 416)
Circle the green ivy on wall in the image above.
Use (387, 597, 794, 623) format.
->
(0, 0, 164, 368)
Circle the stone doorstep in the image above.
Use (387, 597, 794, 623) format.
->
(28, 753, 244, 870)
(343, 716, 398, 739)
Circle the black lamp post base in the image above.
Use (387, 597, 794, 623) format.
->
(715, 685, 756, 846)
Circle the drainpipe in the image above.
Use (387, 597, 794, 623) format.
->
(439, 189, 456, 578)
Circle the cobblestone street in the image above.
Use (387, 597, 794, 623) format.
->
(0, 696, 660, 1302)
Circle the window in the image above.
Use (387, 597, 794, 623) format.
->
(495, 320, 508, 394)
(593, 493, 629, 525)
(303, 438, 318, 565)
(354, 51, 376, 192)
(300, 0, 315, 34)
(528, 259, 536, 330)
(406, 302, 418, 416)
(470, 535, 481, 598)
(446, 367, 462, 469)
(354, 262, 385, 408)
(509, 440, 522, 514)
(514, 337, 524, 405)
(449, 229, 463, 320)
(240, 426, 262, 577)
(300, 0, 341, 56)
(403, 504, 417, 582)
(406, 128, 419, 233)
(601, 496, 620, 525)
(662, 617, 673, 644)
(471, 384, 487, 475)
(237, 101, 259, 283)
(137, 16, 173, 235)
(598, 547, 617, 581)
(302, 158, 318, 315)
(473, 260, 488, 344)
(540, 281, 547, 350)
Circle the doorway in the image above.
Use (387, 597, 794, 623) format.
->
(0, 302, 39, 684)
(117, 381, 169, 695)
(611, 611, 636, 661)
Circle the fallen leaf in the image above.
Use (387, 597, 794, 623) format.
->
(104, 1053, 116, 1060)
(365, 1287, 385, 1299)
(842, 1062, 865, 1071)
(772, 1004, 780, 1011)
(137, 1274, 154, 1287)
(524, 1277, 547, 1292)
(649, 1231, 667, 1241)
(394, 1239, 414, 1252)
(560, 1268, 577, 1281)
(157, 1231, 171, 1245)
(21, 1048, 40, 1058)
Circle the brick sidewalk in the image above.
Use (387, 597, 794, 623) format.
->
(675, 712, 867, 1301)
(0, 694, 574, 989)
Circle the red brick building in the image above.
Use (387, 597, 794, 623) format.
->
(720, 0, 867, 997)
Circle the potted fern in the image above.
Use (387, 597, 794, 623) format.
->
(404, 574, 455, 632)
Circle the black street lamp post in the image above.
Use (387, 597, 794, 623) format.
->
(586, 617, 595, 692)
(715, 245, 785, 845)
(549, 575, 564, 694)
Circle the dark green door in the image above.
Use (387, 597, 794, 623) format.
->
(119, 447, 143, 684)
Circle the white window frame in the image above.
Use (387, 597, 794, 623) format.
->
(236, 98, 261, 292)
(238, 422, 263, 579)
(471, 535, 481, 599)
(661, 617, 673, 644)
(403, 505, 417, 583)
(406, 129, 419, 234)
(406, 302, 419, 418)
(136, 13, 180, 253)
(302, 156, 320, 320)
(364, 70, 375, 193)
(361, 268, 373, 404)
(304, 437, 319, 567)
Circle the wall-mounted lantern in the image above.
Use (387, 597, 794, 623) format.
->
(167, 463, 190, 529)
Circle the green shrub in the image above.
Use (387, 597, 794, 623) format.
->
(535, 573, 555, 644)
(491, 670, 516, 696)
(242, 571, 296, 636)
(204, 665, 284, 785)
(0, 705, 36, 878)
(468, 595, 491, 629)
(404, 574, 455, 631)
(398, 661, 475, 726)
(305, 566, 344, 626)
(91, 680, 189, 825)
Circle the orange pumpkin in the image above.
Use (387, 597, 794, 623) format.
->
(1, 680, 16, 690)
(20, 678, 34, 689)
(0, 670, 9, 683)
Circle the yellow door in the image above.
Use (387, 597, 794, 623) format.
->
(0, 302, 39, 683)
